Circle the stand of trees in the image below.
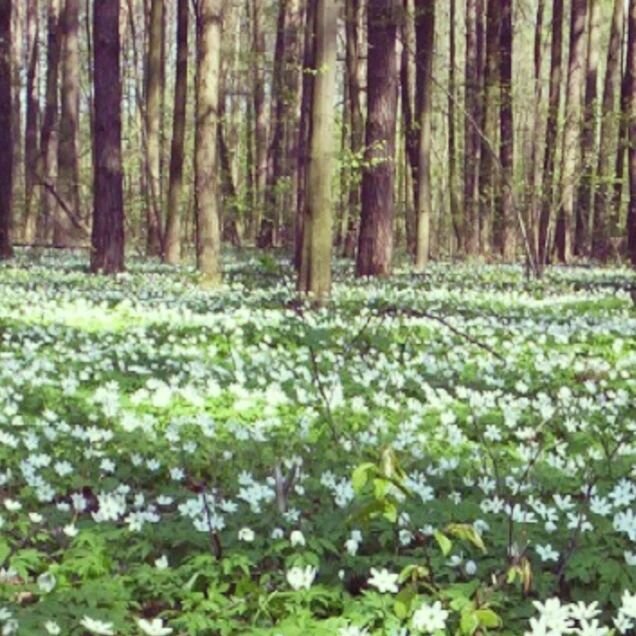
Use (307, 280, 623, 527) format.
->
(0, 0, 635, 294)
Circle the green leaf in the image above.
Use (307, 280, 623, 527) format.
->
(352, 462, 375, 493)
(475, 608, 502, 628)
(434, 530, 453, 557)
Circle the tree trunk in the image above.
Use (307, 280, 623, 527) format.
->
(343, 0, 364, 258)
(575, 0, 600, 256)
(39, 0, 62, 242)
(414, 0, 434, 270)
(592, 0, 625, 260)
(356, 0, 399, 277)
(23, 0, 39, 243)
(479, 0, 499, 254)
(164, 0, 188, 264)
(555, 0, 587, 263)
(91, 0, 125, 273)
(627, 0, 636, 266)
(463, 0, 481, 256)
(10, 0, 21, 235)
(195, 0, 223, 285)
(448, 0, 461, 250)
(497, 0, 514, 259)
(56, 0, 82, 246)
(297, 0, 337, 301)
(145, 0, 164, 257)
(538, 0, 564, 267)
(0, 0, 12, 259)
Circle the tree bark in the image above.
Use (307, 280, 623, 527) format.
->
(356, 0, 399, 277)
(39, 0, 62, 242)
(164, 0, 188, 264)
(297, 0, 338, 301)
(414, 0, 434, 269)
(575, 0, 600, 256)
(145, 0, 164, 257)
(448, 0, 461, 250)
(56, 0, 82, 246)
(91, 0, 125, 273)
(0, 0, 12, 259)
(23, 0, 39, 243)
(592, 0, 625, 260)
(555, 0, 587, 263)
(195, 0, 223, 285)
(627, 0, 636, 266)
(497, 0, 514, 259)
(538, 0, 564, 267)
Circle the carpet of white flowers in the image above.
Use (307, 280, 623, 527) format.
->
(1, 250, 636, 636)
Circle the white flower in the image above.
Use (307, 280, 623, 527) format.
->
(290, 530, 306, 547)
(44, 621, 61, 635)
(626, 551, 636, 566)
(464, 560, 477, 576)
(620, 590, 636, 619)
(3, 499, 21, 512)
(286, 565, 316, 590)
(63, 523, 79, 537)
(238, 527, 255, 542)
(37, 571, 56, 594)
(338, 626, 370, 636)
(154, 555, 169, 570)
(535, 544, 559, 563)
(412, 600, 449, 633)
(345, 538, 359, 556)
(367, 568, 399, 594)
(531, 598, 572, 633)
(137, 618, 173, 636)
(80, 616, 115, 636)
(29, 512, 43, 523)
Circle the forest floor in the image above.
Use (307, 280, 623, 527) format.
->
(0, 250, 635, 635)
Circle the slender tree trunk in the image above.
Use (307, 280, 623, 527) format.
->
(164, 0, 188, 264)
(23, 0, 39, 243)
(448, 0, 461, 250)
(145, 0, 164, 257)
(538, 0, 564, 267)
(414, 0, 434, 269)
(592, 0, 625, 260)
(356, 0, 399, 277)
(0, 0, 12, 259)
(627, 0, 636, 266)
(297, 0, 337, 301)
(10, 0, 21, 233)
(497, 0, 514, 259)
(294, 1, 316, 268)
(575, 0, 600, 256)
(91, 0, 124, 273)
(39, 0, 62, 242)
(195, 0, 223, 285)
(479, 0, 499, 254)
(555, 0, 587, 263)
(343, 0, 364, 258)
(463, 0, 481, 256)
(56, 0, 82, 246)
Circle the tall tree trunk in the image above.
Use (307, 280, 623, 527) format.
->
(448, 0, 461, 250)
(343, 0, 364, 258)
(195, 0, 223, 285)
(627, 0, 636, 266)
(463, 0, 481, 256)
(297, 0, 337, 301)
(538, 0, 564, 267)
(251, 0, 267, 241)
(575, 0, 600, 256)
(0, 0, 12, 259)
(592, 0, 625, 260)
(23, 0, 39, 243)
(91, 0, 124, 273)
(414, 0, 434, 269)
(145, 0, 164, 257)
(555, 0, 587, 263)
(356, 0, 399, 277)
(497, 0, 514, 259)
(39, 0, 62, 242)
(56, 0, 82, 246)
(294, 0, 316, 268)
(10, 0, 21, 234)
(164, 0, 188, 264)
(479, 0, 499, 254)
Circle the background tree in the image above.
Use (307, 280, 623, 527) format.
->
(357, 0, 399, 277)
(628, 0, 636, 266)
(0, 0, 12, 259)
(91, 0, 124, 273)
